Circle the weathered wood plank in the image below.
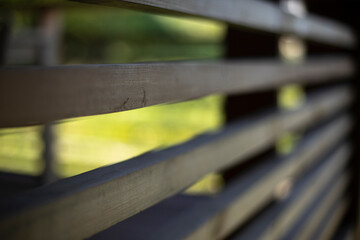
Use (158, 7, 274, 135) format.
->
(90, 113, 351, 240)
(191, 144, 350, 240)
(0, 56, 353, 127)
(312, 198, 349, 240)
(74, 0, 355, 48)
(289, 188, 348, 240)
(283, 169, 348, 240)
(91, 116, 351, 240)
(230, 163, 349, 240)
(88, 194, 211, 240)
(0, 87, 352, 240)
(262, 172, 348, 240)
(142, 118, 351, 240)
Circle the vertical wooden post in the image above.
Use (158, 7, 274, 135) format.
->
(38, 8, 62, 66)
(38, 8, 62, 184)
(222, 29, 278, 182)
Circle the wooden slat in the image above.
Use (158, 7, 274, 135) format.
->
(290, 184, 348, 240)
(282, 171, 348, 240)
(90, 115, 351, 240)
(230, 169, 349, 240)
(0, 56, 353, 127)
(89, 194, 212, 240)
(0, 87, 352, 240)
(252, 147, 349, 240)
(75, 0, 355, 48)
(142, 119, 351, 240)
(313, 198, 349, 240)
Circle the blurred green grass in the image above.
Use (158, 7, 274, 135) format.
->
(0, 126, 43, 175)
(0, 7, 226, 178)
(56, 95, 224, 176)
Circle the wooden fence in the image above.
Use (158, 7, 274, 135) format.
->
(0, 0, 358, 239)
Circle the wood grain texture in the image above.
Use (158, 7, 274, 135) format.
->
(74, 0, 355, 48)
(0, 87, 352, 240)
(313, 198, 349, 240)
(293, 184, 348, 240)
(146, 116, 351, 240)
(0, 56, 354, 127)
(229, 150, 349, 240)
(259, 148, 350, 240)
(215, 144, 349, 239)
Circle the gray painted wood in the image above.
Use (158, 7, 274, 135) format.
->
(0, 56, 353, 127)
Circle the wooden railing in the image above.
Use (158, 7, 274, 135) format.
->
(0, 0, 357, 239)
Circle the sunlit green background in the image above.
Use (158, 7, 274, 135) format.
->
(0, 7, 226, 179)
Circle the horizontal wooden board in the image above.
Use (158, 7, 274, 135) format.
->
(75, 0, 355, 48)
(196, 144, 350, 240)
(289, 185, 348, 240)
(262, 171, 348, 240)
(0, 56, 354, 127)
(91, 116, 351, 240)
(313, 198, 349, 240)
(282, 169, 348, 240)
(143, 119, 351, 240)
(230, 147, 349, 240)
(88, 194, 211, 240)
(89, 114, 351, 240)
(0, 87, 352, 240)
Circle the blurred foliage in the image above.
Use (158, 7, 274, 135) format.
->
(0, 0, 74, 9)
(0, 127, 43, 174)
(65, 8, 224, 44)
(276, 132, 301, 155)
(58, 8, 226, 177)
(63, 7, 225, 63)
(278, 84, 305, 110)
(278, 35, 306, 64)
(0, 7, 226, 189)
(186, 173, 224, 195)
(276, 84, 305, 155)
(56, 95, 224, 176)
